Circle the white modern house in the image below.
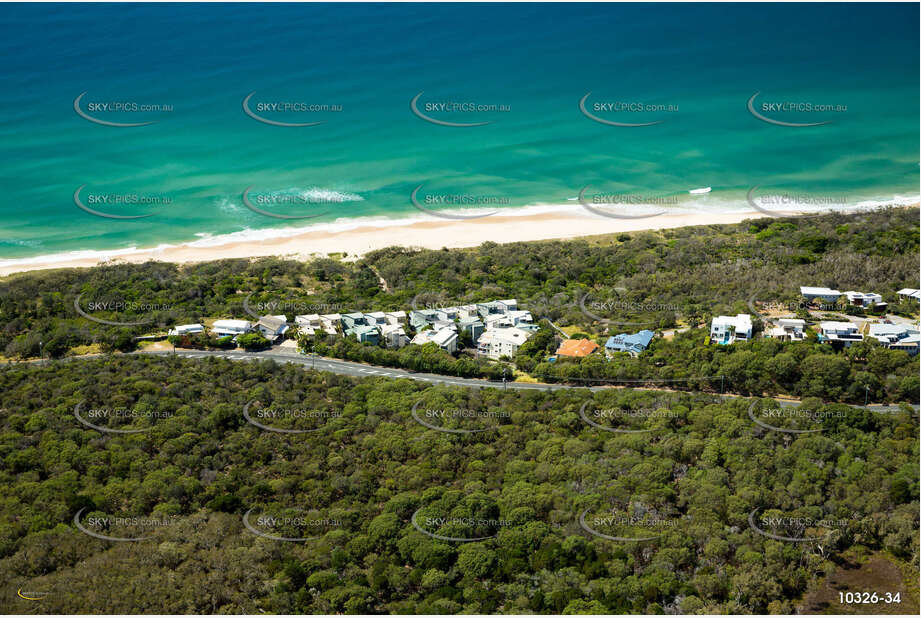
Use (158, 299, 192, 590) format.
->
(868, 323, 921, 346)
(319, 313, 342, 334)
(765, 318, 806, 342)
(385, 310, 407, 325)
(432, 319, 458, 332)
(709, 314, 753, 345)
(484, 313, 515, 330)
(379, 323, 409, 348)
(168, 323, 204, 336)
(410, 328, 457, 353)
(890, 334, 921, 356)
(506, 310, 533, 326)
(295, 313, 321, 328)
(844, 291, 884, 307)
(477, 327, 531, 360)
(409, 309, 438, 329)
(431, 329, 458, 353)
(295, 314, 321, 335)
(434, 307, 458, 321)
(818, 321, 863, 346)
(211, 319, 253, 337)
(457, 304, 479, 319)
(365, 311, 388, 326)
(800, 286, 842, 303)
(897, 288, 921, 302)
(476, 301, 507, 317)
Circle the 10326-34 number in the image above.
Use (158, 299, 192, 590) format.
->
(839, 591, 901, 604)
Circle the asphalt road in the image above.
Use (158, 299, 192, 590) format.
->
(136, 347, 918, 413)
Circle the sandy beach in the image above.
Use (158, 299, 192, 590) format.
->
(0, 207, 851, 276)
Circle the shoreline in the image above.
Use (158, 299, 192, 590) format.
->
(0, 204, 915, 276)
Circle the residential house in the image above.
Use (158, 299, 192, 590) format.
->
(365, 311, 388, 326)
(340, 312, 367, 330)
(211, 319, 253, 337)
(515, 322, 540, 333)
(319, 313, 342, 334)
(379, 323, 409, 348)
(295, 314, 321, 329)
(506, 310, 533, 326)
(709, 314, 753, 345)
(897, 288, 921, 303)
(868, 323, 921, 346)
(484, 313, 515, 330)
(497, 299, 518, 312)
(844, 291, 885, 308)
(346, 324, 379, 345)
(556, 338, 601, 358)
(605, 329, 655, 357)
(765, 318, 806, 342)
(457, 304, 479, 319)
(477, 327, 532, 360)
(476, 301, 506, 318)
(410, 330, 436, 347)
(431, 328, 458, 353)
(168, 323, 204, 336)
(458, 317, 485, 343)
(411, 328, 458, 353)
(800, 286, 842, 303)
(890, 334, 921, 356)
(255, 315, 289, 342)
(817, 321, 863, 346)
(385, 310, 407, 325)
(295, 314, 322, 335)
(434, 307, 458, 321)
(410, 309, 438, 330)
(432, 319, 458, 332)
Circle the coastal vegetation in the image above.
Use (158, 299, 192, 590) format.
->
(1, 355, 917, 613)
(1, 208, 918, 404)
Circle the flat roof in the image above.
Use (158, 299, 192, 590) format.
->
(800, 286, 841, 295)
(213, 319, 251, 327)
(819, 321, 857, 329)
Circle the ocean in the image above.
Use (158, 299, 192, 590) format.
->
(0, 2, 918, 266)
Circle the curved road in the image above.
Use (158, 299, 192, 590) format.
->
(137, 347, 918, 413)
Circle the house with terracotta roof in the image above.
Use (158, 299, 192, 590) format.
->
(556, 338, 600, 358)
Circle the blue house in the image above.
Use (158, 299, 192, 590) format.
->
(346, 324, 380, 345)
(458, 317, 485, 343)
(340, 312, 367, 330)
(605, 330, 655, 357)
(409, 309, 438, 330)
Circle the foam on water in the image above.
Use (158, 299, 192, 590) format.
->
(2, 194, 915, 272)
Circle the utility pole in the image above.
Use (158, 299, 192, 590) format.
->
(864, 385, 869, 407)
(39, 341, 43, 366)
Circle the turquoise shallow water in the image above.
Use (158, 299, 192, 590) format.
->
(0, 3, 918, 264)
